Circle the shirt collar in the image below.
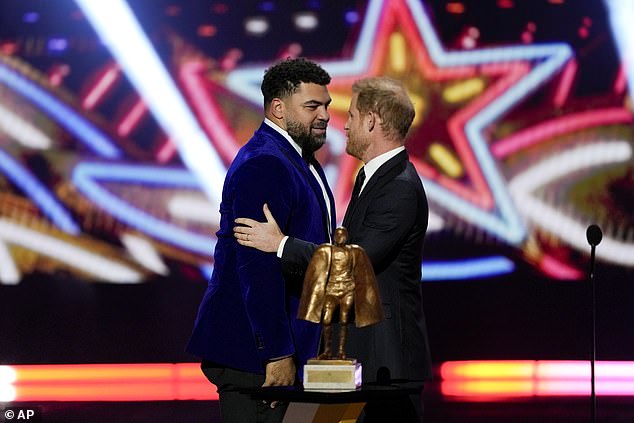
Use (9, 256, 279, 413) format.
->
(264, 118, 303, 157)
(362, 146, 405, 189)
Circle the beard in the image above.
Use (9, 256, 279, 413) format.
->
(287, 120, 326, 163)
(345, 131, 369, 161)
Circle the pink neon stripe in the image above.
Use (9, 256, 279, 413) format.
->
(82, 64, 120, 110)
(441, 361, 634, 398)
(156, 137, 177, 163)
(613, 65, 627, 94)
(537, 380, 634, 396)
(180, 61, 239, 165)
(538, 254, 584, 280)
(117, 99, 147, 137)
(553, 59, 577, 107)
(492, 108, 633, 158)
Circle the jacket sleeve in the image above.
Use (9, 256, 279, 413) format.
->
(353, 179, 422, 272)
(280, 237, 318, 278)
(231, 155, 296, 363)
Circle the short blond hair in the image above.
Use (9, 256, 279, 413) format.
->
(352, 77, 414, 140)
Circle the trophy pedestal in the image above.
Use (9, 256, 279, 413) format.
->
(303, 359, 362, 391)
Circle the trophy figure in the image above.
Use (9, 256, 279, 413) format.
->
(298, 227, 384, 390)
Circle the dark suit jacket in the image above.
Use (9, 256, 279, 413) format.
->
(186, 122, 336, 375)
(282, 150, 432, 382)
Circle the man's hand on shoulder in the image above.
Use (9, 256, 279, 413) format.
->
(234, 203, 285, 253)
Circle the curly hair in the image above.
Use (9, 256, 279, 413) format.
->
(352, 77, 415, 140)
(261, 58, 331, 107)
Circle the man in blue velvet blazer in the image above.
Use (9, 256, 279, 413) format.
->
(186, 58, 335, 423)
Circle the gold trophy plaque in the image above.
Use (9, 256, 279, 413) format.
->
(297, 227, 384, 390)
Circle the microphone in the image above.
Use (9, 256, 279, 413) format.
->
(586, 224, 603, 247)
(585, 224, 602, 423)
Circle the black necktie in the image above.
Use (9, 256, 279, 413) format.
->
(351, 167, 366, 201)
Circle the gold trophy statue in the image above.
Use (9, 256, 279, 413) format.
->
(298, 227, 384, 390)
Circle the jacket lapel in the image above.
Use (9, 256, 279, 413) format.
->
(257, 123, 333, 239)
(342, 150, 409, 228)
(311, 158, 337, 238)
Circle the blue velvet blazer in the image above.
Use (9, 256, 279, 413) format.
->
(186, 122, 336, 375)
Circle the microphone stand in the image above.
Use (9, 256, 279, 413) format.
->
(586, 224, 602, 423)
(589, 241, 597, 423)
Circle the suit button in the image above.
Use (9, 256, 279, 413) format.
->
(255, 333, 265, 349)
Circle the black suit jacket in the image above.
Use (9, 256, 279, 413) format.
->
(282, 150, 432, 382)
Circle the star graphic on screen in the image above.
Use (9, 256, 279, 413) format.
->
(225, 0, 573, 245)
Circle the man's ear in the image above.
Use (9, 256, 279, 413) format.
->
(366, 111, 376, 132)
(270, 98, 285, 120)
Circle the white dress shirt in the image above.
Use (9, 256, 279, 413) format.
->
(358, 146, 405, 195)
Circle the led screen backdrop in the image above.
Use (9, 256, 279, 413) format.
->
(0, 0, 632, 366)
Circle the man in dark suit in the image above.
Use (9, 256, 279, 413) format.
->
(235, 76, 432, 422)
(186, 58, 336, 423)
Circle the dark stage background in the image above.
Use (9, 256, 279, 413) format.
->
(0, 0, 632, 405)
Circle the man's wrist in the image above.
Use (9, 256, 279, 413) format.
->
(276, 236, 289, 258)
(267, 354, 292, 363)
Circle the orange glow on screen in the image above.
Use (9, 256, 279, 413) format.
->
(3, 361, 634, 402)
(2, 363, 216, 402)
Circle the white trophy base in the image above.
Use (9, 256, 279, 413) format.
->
(302, 359, 362, 391)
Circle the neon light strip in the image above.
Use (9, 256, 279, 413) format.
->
(0, 240, 20, 285)
(509, 141, 634, 266)
(553, 58, 577, 107)
(156, 137, 177, 163)
(75, 0, 226, 203)
(538, 254, 583, 280)
(4, 361, 634, 402)
(120, 233, 168, 275)
(442, 78, 485, 103)
(605, 0, 634, 97)
(423, 256, 515, 281)
(82, 64, 120, 110)
(167, 194, 218, 226)
(0, 102, 52, 149)
(179, 61, 239, 165)
(0, 149, 79, 234)
(428, 211, 444, 232)
(613, 65, 627, 94)
(0, 219, 141, 283)
(492, 108, 632, 158)
(116, 98, 147, 137)
(0, 61, 121, 158)
(441, 360, 634, 398)
(72, 162, 213, 256)
(0, 363, 216, 402)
